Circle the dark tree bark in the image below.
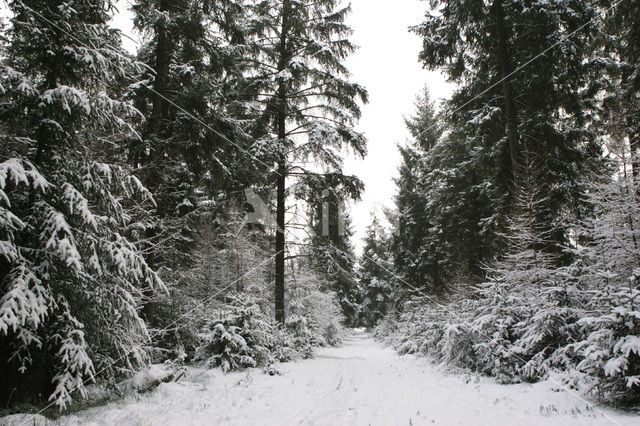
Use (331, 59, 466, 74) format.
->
(274, 0, 291, 325)
(35, 71, 58, 167)
(275, 159, 286, 324)
(629, 115, 640, 184)
(492, 0, 520, 191)
(150, 0, 170, 137)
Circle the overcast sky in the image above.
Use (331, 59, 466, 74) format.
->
(111, 0, 454, 253)
(342, 0, 453, 251)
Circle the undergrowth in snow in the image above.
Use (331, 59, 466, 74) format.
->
(2, 332, 636, 425)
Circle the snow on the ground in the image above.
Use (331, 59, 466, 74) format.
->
(4, 331, 638, 426)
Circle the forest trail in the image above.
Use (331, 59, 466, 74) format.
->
(14, 331, 637, 426)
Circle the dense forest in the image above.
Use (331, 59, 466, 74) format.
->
(0, 0, 639, 418)
(0, 0, 364, 411)
(364, 0, 640, 407)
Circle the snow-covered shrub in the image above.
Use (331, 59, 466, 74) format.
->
(269, 326, 299, 363)
(286, 294, 316, 358)
(373, 294, 454, 361)
(570, 290, 640, 404)
(382, 258, 582, 385)
(434, 300, 477, 370)
(196, 293, 277, 371)
(510, 283, 588, 381)
(144, 210, 272, 363)
(305, 287, 346, 348)
(372, 315, 396, 342)
(179, 226, 346, 372)
(378, 162, 640, 405)
(197, 323, 259, 371)
(401, 302, 447, 357)
(286, 268, 345, 354)
(466, 281, 528, 382)
(560, 170, 640, 404)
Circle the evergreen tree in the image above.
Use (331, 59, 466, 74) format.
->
(599, 0, 640, 181)
(127, 0, 263, 342)
(562, 137, 640, 402)
(392, 88, 445, 293)
(303, 176, 362, 325)
(358, 214, 393, 328)
(0, 0, 163, 408)
(129, 0, 254, 275)
(468, 153, 568, 382)
(145, 205, 272, 361)
(413, 0, 602, 270)
(285, 264, 345, 353)
(245, 0, 367, 323)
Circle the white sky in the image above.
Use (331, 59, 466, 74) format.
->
(110, 0, 454, 253)
(343, 0, 453, 251)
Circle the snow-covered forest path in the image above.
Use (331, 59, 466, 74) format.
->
(31, 331, 637, 425)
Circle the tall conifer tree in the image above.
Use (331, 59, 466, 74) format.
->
(245, 0, 367, 323)
(358, 213, 393, 327)
(413, 0, 601, 268)
(130, 0, 252, 273)
(392, 88, 445, 293)
(306, 181, 361, 324)
(0, 0, 163, 407)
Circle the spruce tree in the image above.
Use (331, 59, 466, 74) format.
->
(127, 0, 265, 345)
(129, 0, 252, 274)
(392, 88, 444, 293)
(358, 214, 393, 328)
(0, 0, 163, 408)
(562, 158, 640, 404)
(413, 0, 602, 268)
(245, 0, 367, 323)
(599, 0, 640, 181)
(305, 180, 361, 325)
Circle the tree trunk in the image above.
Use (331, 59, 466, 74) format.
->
(140, 0, 171, 320)
(493, 0, 520, 191)
(275, 159, 286, 324)
(35, 71, 58, 167)
(150, 0, 170, 137)
(429, 254, 444, 294)
(274, 0, 291, 325)
(628, 114, 640, 185)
